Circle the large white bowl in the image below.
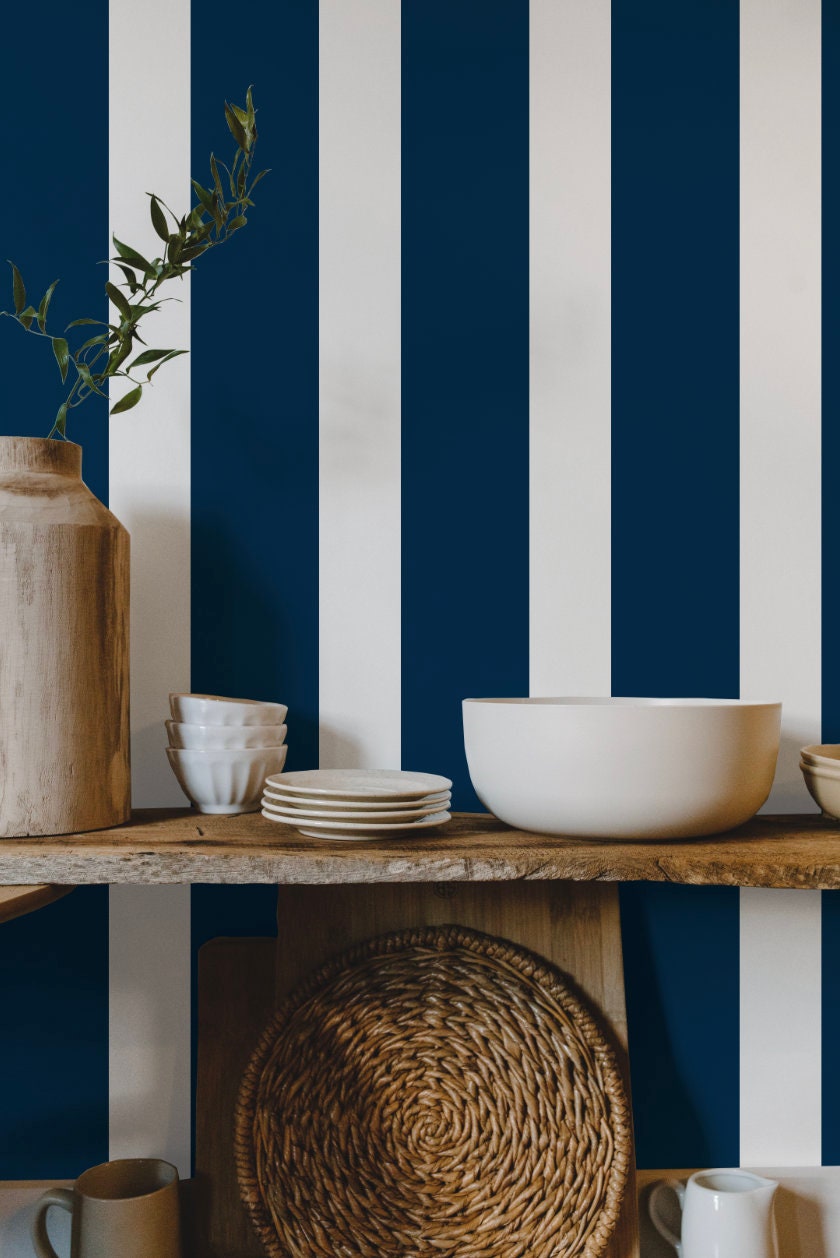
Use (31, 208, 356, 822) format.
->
(463, 697, 782, 840)
(166, 745, 288, 814)
(166, 720, 287, 750)
(169, 693, 288, 726)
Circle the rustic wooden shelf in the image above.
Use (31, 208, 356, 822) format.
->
(0, 809, 838, 888)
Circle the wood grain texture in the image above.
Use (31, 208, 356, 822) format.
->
(0, 438, 130, 837)
(196, 938, 276, 1258)
(2, 809, 840, 888)
(274, 883, 639, 1258)
(0, 885, 73, 924)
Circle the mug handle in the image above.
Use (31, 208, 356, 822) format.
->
(648, 1177, 685, 1254)
(31, 1187, 74, 1258)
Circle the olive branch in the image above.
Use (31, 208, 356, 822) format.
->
(1, 88, 267, 440)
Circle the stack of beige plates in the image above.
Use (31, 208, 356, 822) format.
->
(261, 769, 452, 841)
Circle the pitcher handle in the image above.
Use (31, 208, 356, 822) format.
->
(648, 1177, 685, 1254)
(31, 1187, 74, 1258)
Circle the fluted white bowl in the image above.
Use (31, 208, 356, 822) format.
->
(166, 744, 288, 814)
(463, 697, 782, 840)
(800, 761, 840, 819)
(801, 744, 840, 770)
(169, 693, 288, 726)
(166, 720, 287, 750)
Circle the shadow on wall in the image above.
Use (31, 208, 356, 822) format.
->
(771, 731, 818, 815)
(190, 515, 318, 771)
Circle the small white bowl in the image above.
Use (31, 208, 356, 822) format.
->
(800, 755, 840, 779)
(169, 693, 288, 727)
(166, 720, 287, 750)
(800, 761, 840, 819)
(166, 745, 288, 814)
(801, 744, 840, 769)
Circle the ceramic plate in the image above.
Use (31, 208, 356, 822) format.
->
(262, 787, 451, 812)
(260, 809, 452, 839)
(264, 768, 452, 800)
(261, 798, 451, 823)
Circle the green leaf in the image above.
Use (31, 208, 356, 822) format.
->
(105, 281, 132, 322)
(65, 317, 106, 329)
(112, 235, 153, 273)
(149, 195, 169, 242)
(224, 102, 248, 150)
(76, 333, 109, 354)
(179, 243, 208, 262)
(37, 280, 59, 332)
(52, 337, 70, 382)
(249, 168, 270, 193)
(53, 402, 68, 438)
(191, 180, 215, 213)
(106, 341, 132, 373)
(246, 85, 255, 126)
(115, 263, 139, 292)
(74, 361, 108, 397)
(146, 349, 188, 381)
(227, 153, 240, 196)
(110, 384, 142, 415)
(228, 216, 247, 232)
(209, 153, 224, 199)
(18, 305, 38, 330)
(8, 261, 25, 314)
(168, 236, 183, 265)
(129, 347, 179, 368)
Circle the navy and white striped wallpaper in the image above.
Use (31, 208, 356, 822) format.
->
(0, 0, 832, 1201)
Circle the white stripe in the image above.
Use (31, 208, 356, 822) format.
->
(108, 0, 192, 1176)
(529, 0, 611, 697)
(740, 0, 822, 1165)
(740, 889, 822, 1165)
(107, 886, 192, 1169)
(318, 0, 401, 769)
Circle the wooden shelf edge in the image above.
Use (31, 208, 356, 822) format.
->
(0, 809, 837, 889)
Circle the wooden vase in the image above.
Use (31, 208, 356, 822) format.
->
(0, 437, 130, 837)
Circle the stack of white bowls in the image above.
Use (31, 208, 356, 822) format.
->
(261, 769, 452, 840)
(166, 693, 288, 814)
(800, 745, 840, 819)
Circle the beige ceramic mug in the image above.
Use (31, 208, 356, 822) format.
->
(32, 1157, 182, 1258)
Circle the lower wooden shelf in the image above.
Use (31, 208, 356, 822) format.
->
(0, 809, 837, 888)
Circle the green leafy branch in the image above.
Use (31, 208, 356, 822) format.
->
(1, 88, 268, 439)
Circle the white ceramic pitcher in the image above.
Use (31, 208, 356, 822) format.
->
(648, 1168, 778, 1258)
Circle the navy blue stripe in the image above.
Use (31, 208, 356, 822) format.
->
(0, 0, 109, 1177)
(822, 0, 840, 1167)
(0, 889, 109, 1177)
(190, 0, 319, 1171)
(822, 893, 840, 1164)
(612, 0, 741, 1166)
(401, 0, 529, 810)
(0, 5, 109, 494)
(620, 884, 739, 1168)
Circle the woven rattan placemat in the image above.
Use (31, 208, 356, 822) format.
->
(235, 924, 630, 1257)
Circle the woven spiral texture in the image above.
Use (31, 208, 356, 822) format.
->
(235, 924, 630, 1258)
